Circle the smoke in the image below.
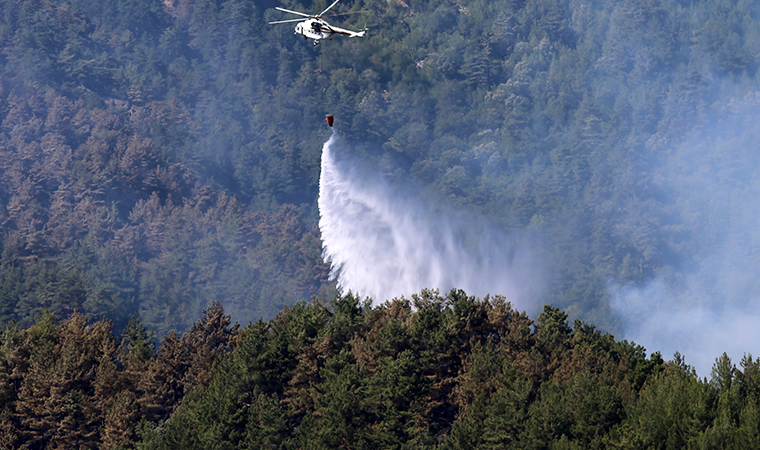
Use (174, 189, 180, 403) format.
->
(318, 133, 544, 309)
(610, 100, 760, 377)
(611, 278, 760, 378)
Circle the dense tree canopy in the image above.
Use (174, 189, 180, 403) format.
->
(2, 0, 759, 337)
(1, 293, 759, 448)
(2, 0, 760, 446)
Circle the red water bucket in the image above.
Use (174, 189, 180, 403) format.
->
(326, 114, 334, 127)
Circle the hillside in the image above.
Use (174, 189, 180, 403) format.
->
(1, 0, 759, 372)
(3, 0, 760, 447)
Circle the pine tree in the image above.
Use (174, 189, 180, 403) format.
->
(137, 330, 188, 423)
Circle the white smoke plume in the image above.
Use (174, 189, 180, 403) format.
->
(318, 133, 544, 309)
(610, 100, 760, 378)
(611, 277, 760, 378)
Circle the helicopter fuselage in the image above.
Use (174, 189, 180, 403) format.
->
(295, 19, 337, 42)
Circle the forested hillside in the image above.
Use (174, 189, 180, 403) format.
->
(2, 293, 760, 448)
(0, 0, 336, 335)
(2, 0, 760, 447)
(2, 0, 760, 338)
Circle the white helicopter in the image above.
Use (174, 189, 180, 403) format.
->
(269, 0, 367, 44)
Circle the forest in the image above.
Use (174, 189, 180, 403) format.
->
(2, 293, 760, 448)
(1, 0, 760, 446)
(0, 0, 759, 338)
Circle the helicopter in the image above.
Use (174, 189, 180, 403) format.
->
(269, 0, 367, 45)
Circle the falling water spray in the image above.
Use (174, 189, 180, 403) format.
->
(318, 133, 544, 307)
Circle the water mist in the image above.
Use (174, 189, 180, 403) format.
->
(318, 133, 543, 308)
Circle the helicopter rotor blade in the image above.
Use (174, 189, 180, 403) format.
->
(325, 10, 368, 17)
(317, 0, 341, 18)
(268, 18, 306, 24)
(275, 7, 313, 18)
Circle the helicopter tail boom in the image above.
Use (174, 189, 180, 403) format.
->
(329, 24, 367, 37)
